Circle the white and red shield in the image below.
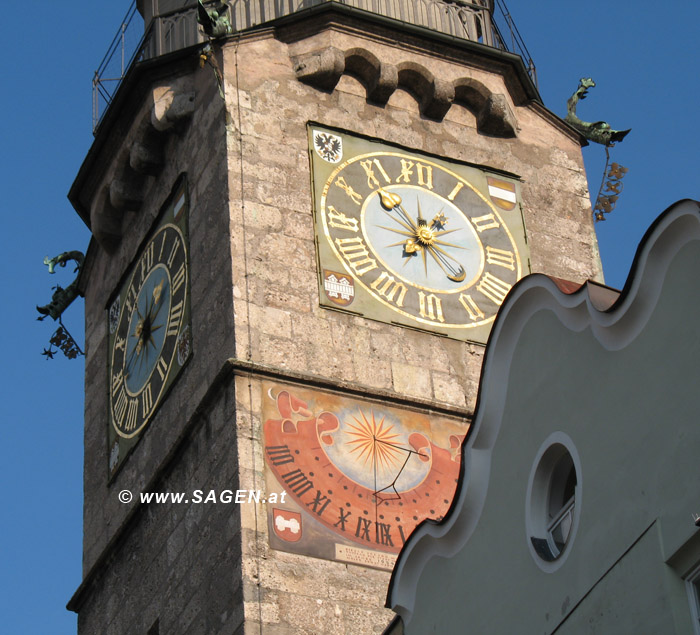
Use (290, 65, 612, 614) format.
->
(487, 177, 517, 211)
(323, 270, 355, 306)
(273, 509, 302, 542)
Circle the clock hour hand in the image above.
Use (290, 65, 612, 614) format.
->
(378, 189, 467, 282)
(123, 331, 142, 378)
(377, 189, 417, 230)
(152, 279, 165, 306)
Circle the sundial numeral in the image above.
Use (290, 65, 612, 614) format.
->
(355, 517, 372, 542)
(334, 507, 351, 531)
(281, 468, 314, 497)
(266, 445, 295, 466)
(375, 521, 394, 547)
(306, 490, 332, 517)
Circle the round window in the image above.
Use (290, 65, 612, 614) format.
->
(526, 433, 581, 572)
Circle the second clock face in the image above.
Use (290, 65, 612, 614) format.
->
(311, 127, 529, 343)
(107, 176, 192, 481)
(110, 223, 188, 439)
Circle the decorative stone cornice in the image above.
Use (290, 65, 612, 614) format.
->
(89, 80, 195, 252)
(293, 44, 517, 135)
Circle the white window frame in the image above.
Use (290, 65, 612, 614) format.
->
(685, 563, 700, 634)
(525, 431, 582, 573)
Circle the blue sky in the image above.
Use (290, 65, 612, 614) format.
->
(1, 2, 697, 633)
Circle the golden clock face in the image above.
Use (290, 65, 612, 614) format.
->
(107, 179, 191, 475)
(310, 126, 529, 343)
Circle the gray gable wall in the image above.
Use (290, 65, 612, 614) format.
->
(389, 199, 700, 634)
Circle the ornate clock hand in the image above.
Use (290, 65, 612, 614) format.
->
(431, 212, 448, 229)
(377, 189, 417, 231)
(152, 279, 165, 306)
(416, 197, 426, 225)
(123, 332, 142, 378)
(134, 292, 153, 356)
(420, 242, 465, 282)
(377, 191, 467, 281)
(147, 283, 168, 325)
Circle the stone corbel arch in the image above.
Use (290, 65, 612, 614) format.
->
(89, 80, 195, 252)
(453, 77, 517, 138)
(344, 48, 397, 105)
(292, 45, 518, 134)
(91, 187, 124, 254)
(396, 61, 454, 121)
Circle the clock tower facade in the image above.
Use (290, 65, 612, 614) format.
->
(69, 1, 602, 632)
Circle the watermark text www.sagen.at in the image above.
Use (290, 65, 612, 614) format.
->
(117, 489, 287, 505)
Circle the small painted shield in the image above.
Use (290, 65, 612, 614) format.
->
(313, 131, 343, 163)
(323, 270, 355, 306)
(487, 177, 517, 211)
(273, 508, 302, 542)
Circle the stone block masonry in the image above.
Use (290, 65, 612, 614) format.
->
(70, 6, 601, 634)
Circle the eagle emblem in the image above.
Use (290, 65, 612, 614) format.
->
(313, 131, 343, 163)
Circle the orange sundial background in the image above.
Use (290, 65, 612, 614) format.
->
(262, 382, 468, 566)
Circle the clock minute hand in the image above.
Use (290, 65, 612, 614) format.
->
(377, 188, 467, 283)
(428, 245, 467, 282)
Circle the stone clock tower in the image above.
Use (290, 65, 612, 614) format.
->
(67, 1, 602, 632)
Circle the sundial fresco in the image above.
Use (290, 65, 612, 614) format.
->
(262, 382, 468, 569)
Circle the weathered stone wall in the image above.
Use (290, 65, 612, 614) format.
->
(224, 18, 599, 417)
(76, 382, 243, 635)
(79, 61, 233, 573)
(221, 13, 601, 634)
(73, 8, 602, 635)
(74, 52, 240, 632)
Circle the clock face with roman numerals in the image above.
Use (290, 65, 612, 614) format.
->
(107, 178, 192, 476)
(310, 126, 529, 344)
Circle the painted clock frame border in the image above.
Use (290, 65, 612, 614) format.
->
(309, 123, 531, 345)
(106, 174, 193, 480)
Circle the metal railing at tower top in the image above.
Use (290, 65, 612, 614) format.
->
(92, 2, 143, 133)
(493, 0, 537, 85)
(92, 0, 538, 133)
